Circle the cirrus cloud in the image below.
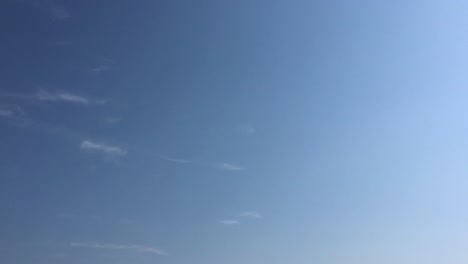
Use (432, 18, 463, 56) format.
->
(220, 219, 239, 225)
(213, 162, 245, 171)
(80, 140, 127, 156)
(239, 211, 262, 219)
(36, 90, 90, 104)
(70, 242, 166, 255)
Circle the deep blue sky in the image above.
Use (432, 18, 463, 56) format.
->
(2, 0, 468, 263)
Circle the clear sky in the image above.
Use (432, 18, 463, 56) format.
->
(1, 0, 468, 263)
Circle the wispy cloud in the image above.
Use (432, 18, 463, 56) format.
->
(239, 211, 262, 219)
(1, 90, 105, 105)
(220, 211, 262, 226)
(0, 105, 30, 126)
(70, 242, 166, 255)
(158, 154, 244, 171)
(213, 162, 245, 171)
(220, 219, 239, 225)
(164, 157, 193, 163)
(0, 103, 91, 141)
(80, 140, 127, 156)
(36, 90, 90, 104)
(0, 105, 24, 117)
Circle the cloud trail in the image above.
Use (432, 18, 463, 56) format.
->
(80, 140, 127, 156)
(220, 219, 239, 225)
(212, 162, 245, 171)
(158, 154, 244, 171)
(35, 90, 90, 104)
(70, 242, 166, 255)
(1, 90, 106, 105)
(220, 211, 262, 226)
(239, 211, 262, 219)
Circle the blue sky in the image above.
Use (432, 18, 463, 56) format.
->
(1, 0, 468, 263)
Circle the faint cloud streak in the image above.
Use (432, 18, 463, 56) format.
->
(158, 154, 245, 171)
(70, 242, 166, 255)
(0, 105, 30, 127)
(220, 219, 239, 225)
(239, 211, 262, 219)
(80, 140, 127, 156)
(158, 154, 244, 171)
(220, 211, 262, 226)
(36, 90, 90, 104)
(0, 90, 106, 105)
(213, 162, 245, 171)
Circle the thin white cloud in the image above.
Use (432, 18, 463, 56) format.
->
(157, 153, 194, 164)
(213, 162, 245, 171)
(159, 155, 244, 171)
(0, 105, 30, 127)
(220, 211, 262, 226)
(220, 219, 239, 225)
(36, 90, 90, 104)
(1, 90, 105, 105)
(0, 105, 24, 117)
(70, 242, 166, 255)
(239, 211, 262, 219)
(0, 105, 85, 137)
(80, 140, 127, 156)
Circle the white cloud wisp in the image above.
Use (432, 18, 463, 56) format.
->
(70, 242, 166, 255)
(36, 90, 90, 104)
(213, 162, 245, 171)
(1, 90, 106, 105)
(159, 155, 245, 171)
(220, 219, 240, 225)
(220, 211, 262, 226)
(80, 140, 127, 156)
(239, 211, 262, 219)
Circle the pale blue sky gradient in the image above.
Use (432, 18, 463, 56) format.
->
(1, 0, 468, 263)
